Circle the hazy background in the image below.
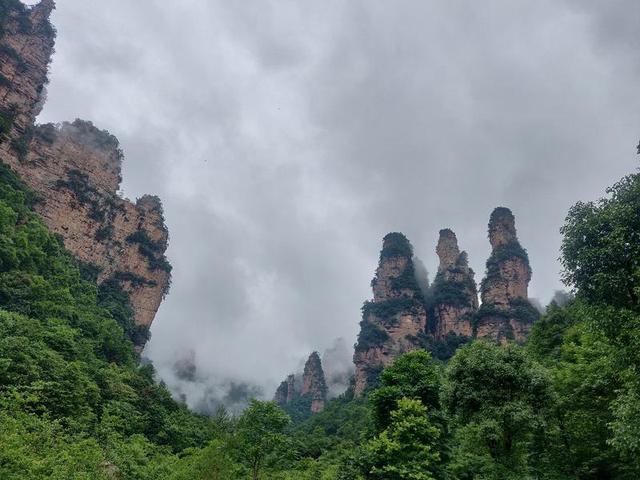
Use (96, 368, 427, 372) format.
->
(29, 0, 640, 411)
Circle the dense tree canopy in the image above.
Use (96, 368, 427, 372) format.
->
(2, 160, 640, 478)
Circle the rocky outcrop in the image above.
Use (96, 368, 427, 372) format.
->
(0, 2, 170, 346)
(430, 229, 478, 339)
(274, 374, 295, 406)
(274, 353, 327, 414)
(301, 352, 327, 413)
(353, 232, 427, 395)
(476, 208, 538, 343)
(0, 0, 55, 155)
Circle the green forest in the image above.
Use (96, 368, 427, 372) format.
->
(0, 0, 640, 480)
(1, 148, 640, 478)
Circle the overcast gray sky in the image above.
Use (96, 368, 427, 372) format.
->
(32, 0, 640, 408)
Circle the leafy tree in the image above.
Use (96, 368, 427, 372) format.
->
(362, 397, 440, 480)
(369, 350, 441, 432)
(234, 400, 290, 479)
(561, 172, 640, 314)
(444, 341, 552, 478)
(559, 169, 640, 473)
(526, 301, 577, 361)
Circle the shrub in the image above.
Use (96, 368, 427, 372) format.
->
(362, 297, 422, 322)
(77, 260, 102, 283)
(355, 320, 390, 352)
(94, 224, 114, 241)
(430, 275, 475, 309)
(126, 230, 172, 274)
(10, 135, 29, 160)
(379, 232, 413, 260)
(55, 169, 95, 204)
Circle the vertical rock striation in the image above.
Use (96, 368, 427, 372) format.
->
(0, 0, 55, 156)
(353, 232, 427, 395)
(0, 2, 171, 347)
(476, 207, 538, 343)
(301, 351, 327, 413)
(430, 229, 478, 339)
(275, 374, 296, 407)
(274, 353, 327, 414)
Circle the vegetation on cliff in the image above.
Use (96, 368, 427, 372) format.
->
(2, 157, 640, 478)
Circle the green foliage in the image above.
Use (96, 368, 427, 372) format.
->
(370, 350, 441, 432)
(379, 232, 413, 260)
(291, 393, 372, 455)
(444, 341, 552, 478)
(389, 265, 423, 296)
(0, 43, 26, 71)
(420, 331, 471, 361)
(361, 398, 441, 480)
(114, 270, 158, 287)
(33, 123, 58, 143)
(94, 224, 114, 241)
(1, 133, 640, 479)
(282, 393, 313, 424)
(561, 172, 640, 313)
(559, 170, 640, 471)
(546, 323, 626, 478)
(234, 400, 290, 479)
(2, 0, 31, 34)
(0, 409, 108, 480)
(473, 298, 539, 332)
(0, 105, 16, 135)
(0, 161, 215, 478)
(526, 301, 577, 361)
(354, 319, 390, 352)
(126, 230, 172, 273)
(55, 169, 96, 205)
(10, 134, 30, 160)
(97, 276, 150, 345)
(361, 297, 422, 323)
(509, 297, 540, 323)
(430, 274, 475, 309)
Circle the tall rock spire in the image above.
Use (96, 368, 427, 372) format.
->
(301, 352, 327, 413)
(430, 229, 478, 339)
(353, 232, 427, 395)
(0, 0, 55, 150)
(274, 374, 296, 407)
(273, 353, 327, 415)
(476, 207, 538, 342)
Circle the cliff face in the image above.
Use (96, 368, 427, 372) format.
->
(274, 353, 327, 414)
(0, 2, 170, 345)
(353, 232, 427, 395)
(476, 208, 538, 343)
(0, 0, 55, 154)
(430, 229, 478, 339)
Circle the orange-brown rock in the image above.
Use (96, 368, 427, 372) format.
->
(476, 208, 538, 343)
(274, 353, 327, 414)
(353, 232, 427, 395)
(0, 1, 55, 154)
(430, 229, 478, 339)
(301, 352, 327, 413)
(0, 2, 170, 346)
(274, 374, 295, 406)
